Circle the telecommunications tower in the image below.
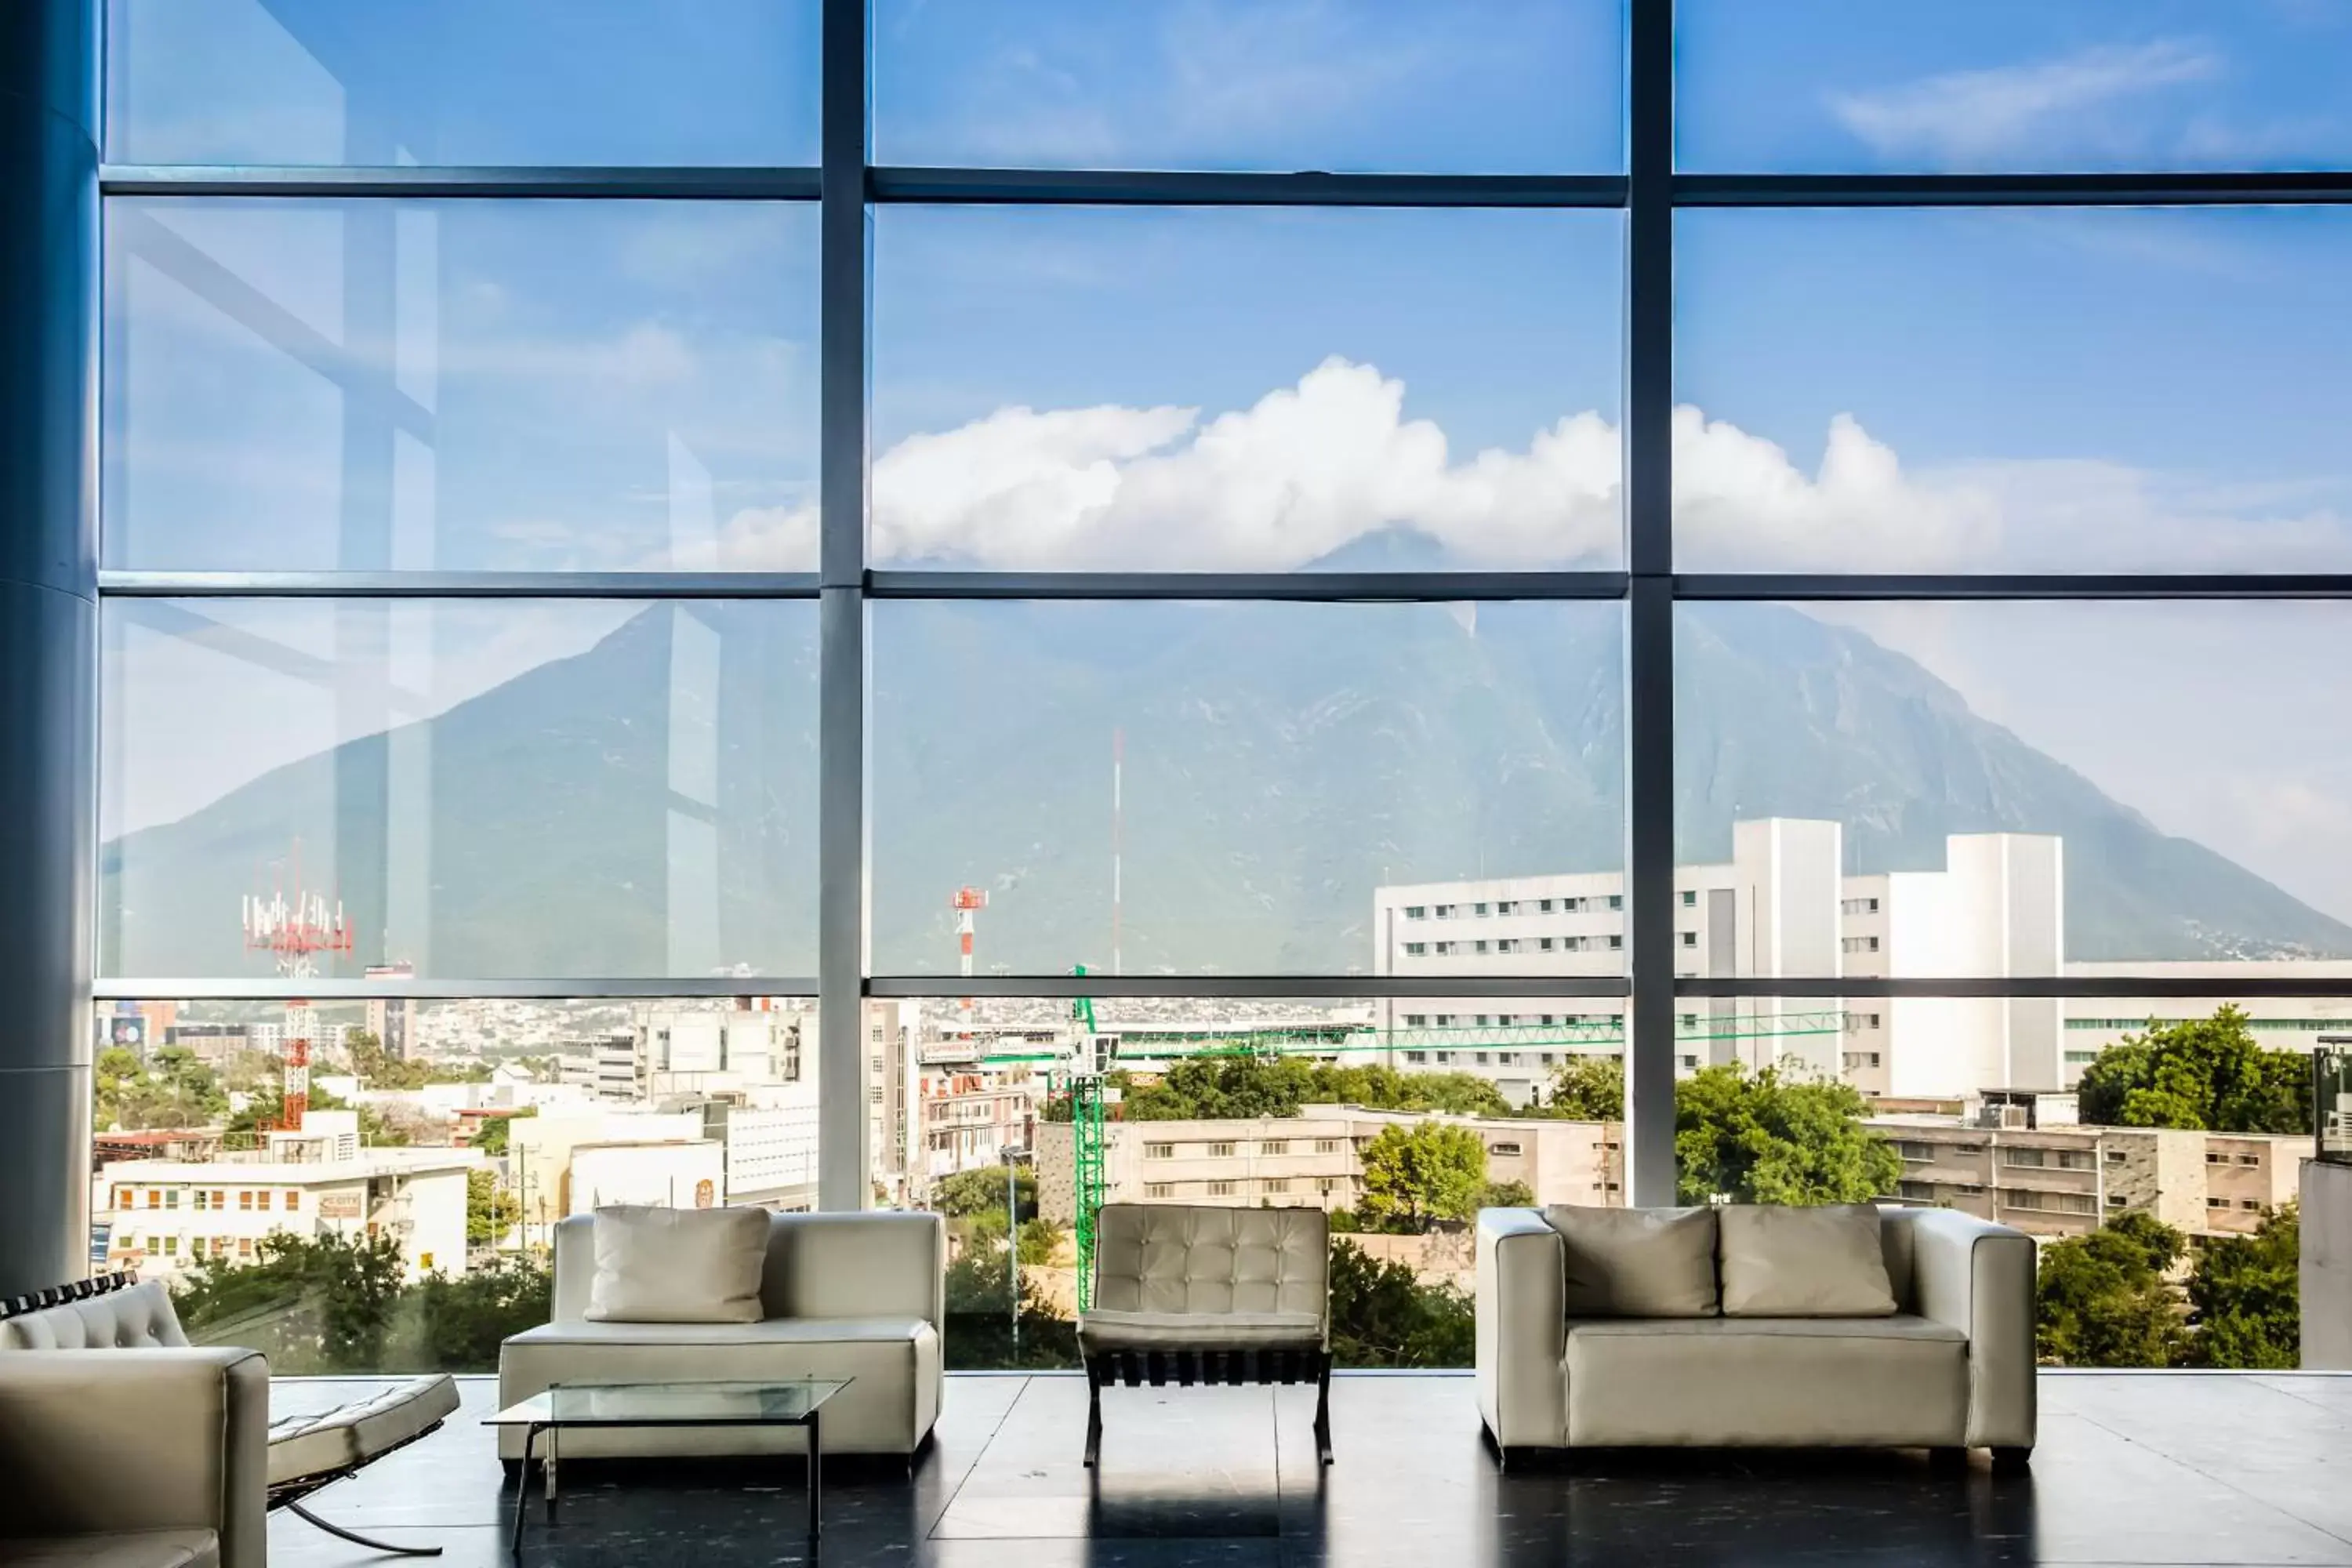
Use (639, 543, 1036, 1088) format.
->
(242, 842, 353, 1131)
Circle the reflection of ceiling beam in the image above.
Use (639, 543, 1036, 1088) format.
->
(112, 599, 434, 716)
(114, 205, 436, 442)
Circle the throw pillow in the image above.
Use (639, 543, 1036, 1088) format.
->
(1541, 1204, 1719, 1317)
(586, 1204, 771, 1324)
(1717, 1203, 1896, 1317)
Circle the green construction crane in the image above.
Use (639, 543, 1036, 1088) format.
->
(1067, 966, 1109, 1311)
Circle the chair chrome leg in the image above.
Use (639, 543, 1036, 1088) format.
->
(285, 1501, 446, 1558)
(1312, 1357, 1334, 1466)
(1083, 1369, 1104, 1468)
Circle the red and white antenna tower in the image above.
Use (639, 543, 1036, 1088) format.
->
(243, 841, 354, 1132)
(949, 886, 988, 1035)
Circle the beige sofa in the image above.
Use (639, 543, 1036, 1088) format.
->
(1476, 1205, 2035, 1465)
(0, 1287, 270, 1568)
(497, 1210, 946, 1463)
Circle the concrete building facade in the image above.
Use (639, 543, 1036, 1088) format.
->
(1036, 1108, 1621, 1223)
(1374, 817, 2065, 1102)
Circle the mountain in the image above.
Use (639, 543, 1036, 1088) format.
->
(101, 599, 2352, 981)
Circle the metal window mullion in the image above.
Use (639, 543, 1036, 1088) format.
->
(1621, 0, 1677, 1210)
(865, 975, 1634, 1001)
(815, 0, 870, 1210)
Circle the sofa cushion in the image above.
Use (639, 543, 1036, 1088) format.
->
(266, 1374, 460, 1490)
(1564, 1314, 1966, 1446)
(1078, 1309, 1325, 1352)
(0, 1530, 220, 1568)
(1540, 1205, 1719, 1317)
(1718, 1204, 1896, 1317)
(586, 1204, 771, 1324)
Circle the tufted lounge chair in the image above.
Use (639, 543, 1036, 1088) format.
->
(1077, 1204, 1334, 1468)
(2, 1275, 461, 1561)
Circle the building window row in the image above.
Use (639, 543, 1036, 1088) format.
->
(1403, 895, 1623, 921)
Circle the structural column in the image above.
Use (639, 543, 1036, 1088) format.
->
(1620, 0, 1678, 1209)
(814, 0, 872, 1208)
(0, 0, 98, 1294)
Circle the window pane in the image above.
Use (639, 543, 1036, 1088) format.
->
(92, 994, 818, 1369)
(107, 0, 820, 165)
(901, 990, 1631, 1370)
(1679, 0, 2352, 173)
(100, 600, 817, 979)
(1674, 207, 2352, 572)
(870, 601, 1624, 975)
(104, 199, 818, 572)
(874, 0, 1621, 173)
(873, 207, 1623, 570)
(1673, 601, 2352, 985)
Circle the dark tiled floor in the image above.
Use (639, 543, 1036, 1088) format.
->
(270, 1370, 2352, 1567)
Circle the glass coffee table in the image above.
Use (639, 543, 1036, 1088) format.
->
(485, 1379, 850, 1557)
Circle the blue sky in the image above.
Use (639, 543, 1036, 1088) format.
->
(96, 0, 2352, 933)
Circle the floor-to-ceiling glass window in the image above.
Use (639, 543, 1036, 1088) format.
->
(88, 0, 2347, 1373)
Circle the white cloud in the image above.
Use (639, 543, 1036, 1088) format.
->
(710, 357, 2008, 572)
(1828, 40, 2221, 165)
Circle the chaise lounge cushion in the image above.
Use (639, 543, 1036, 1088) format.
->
(1078, 1309, 1325, 1353)
(586, 1204, 771, 1324)
(1541, 1205, 1719, 1317)
(1717, 1203, 1896, 1318)
(1564, 1314, 1966, 1446)
(265, 1374, 461, 1490)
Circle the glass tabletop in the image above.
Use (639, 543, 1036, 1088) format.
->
(485, 1379, 851, 1427)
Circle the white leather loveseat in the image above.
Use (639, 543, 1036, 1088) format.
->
(1476, 1204, 2036, 1467)
(497, 1209, 946, 1464)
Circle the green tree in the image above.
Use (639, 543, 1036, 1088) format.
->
(1113, 1054, 1510, 1122)
(390, 1256, 552, 1372)
(471, 1107, 535, 1156)
(938, 1249, 1080, 1370)
(1015, 1218, 1062, 1267)
(932, 1166, 1036, 1221)
(1673, 1061, 1903, 1205)
(173, 1230, 407, 1373)
(1327, 1238, 1475, 1368)
(1541, 1054, 1625, 1120)
(2075, 1007, 2311, 1134)
(466, 1169, 520, 1247)
(1357, 1122, 1490, 1232)
(2035, 1210, 2189, 1367)
(95, 1044, 230, 1131)
(1482, 1179, 1536, 1210)
(2186, 1206, 2299, 1369)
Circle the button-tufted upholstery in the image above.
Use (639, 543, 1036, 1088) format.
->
(0, 1280, 191, 1350)
(1088, 1204, 1330, 1327)
(1077, 1204, 1336, 1468)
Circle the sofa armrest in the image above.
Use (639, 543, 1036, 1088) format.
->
(778, 1211, 947, 1326)
(1475, 1208, 1568, 1449)
(1909, 1208, 2037, 1450)
(0, 1347, 270, 1568)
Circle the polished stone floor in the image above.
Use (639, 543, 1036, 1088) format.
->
(267, 1370, 2352, 1567)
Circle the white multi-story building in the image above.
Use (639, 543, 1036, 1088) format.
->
(2060, 960, 2352, 1087)
(1373, 818, 2065, 1102)
(94, 1112, 477, 1281)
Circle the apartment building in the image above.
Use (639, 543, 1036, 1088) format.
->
(1870, 1112, 2306, 1240)
(1035, 1108, 1622, 1222)
(94, 1114, 477, 1282)
(1374, 817, 2064, 1101)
